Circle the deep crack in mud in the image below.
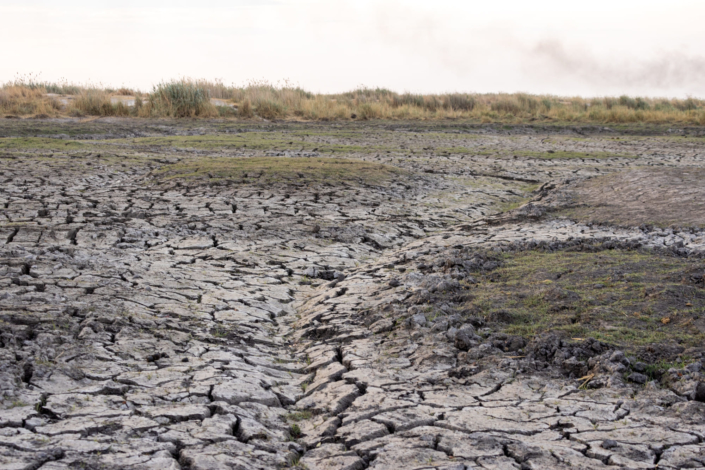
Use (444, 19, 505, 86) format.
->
(0, 119, 704, 469)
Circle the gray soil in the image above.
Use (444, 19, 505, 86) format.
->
(1, 119, 705, 470)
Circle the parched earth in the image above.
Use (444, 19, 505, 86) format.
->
(1, 119, 705, 470)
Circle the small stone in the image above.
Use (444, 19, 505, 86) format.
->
(632, 362, 646, 373)
(686, 362, 702, 373)
(627, 372, 648, 384)
(602, 439, 619, 449)
(644, 380, 660, 391)
(454, 325, 478, 351)
(695, 382, 705, 403)
(607, 362, 627, 374)
(410, 313, 427, 328)
(23, 417, 45, 431)
(609, 350, 628, 366)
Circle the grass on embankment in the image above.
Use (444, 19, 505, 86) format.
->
(152, 156, 407, 186)
(2, 77, 705, 125)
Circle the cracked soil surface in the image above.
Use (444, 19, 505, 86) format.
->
(1, 119, 705, 469)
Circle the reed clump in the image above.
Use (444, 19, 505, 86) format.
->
(141, 80, 218, 118)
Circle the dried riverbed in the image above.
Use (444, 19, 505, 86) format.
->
(1, 119, 704, 469)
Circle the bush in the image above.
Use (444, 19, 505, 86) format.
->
(217, 106, 237, 117)
(0, 86, 58, 116)
(115, 87, 135, 96)
(255, 99, 285, 119)
(70, 90, 130, 117)
(635, 98, 650, 110)
(71, 90, 110, 115)
(357, 103, 382, 120)
(675, 98, 700, 112)
(238, 99, 253, 118)
(443, 94, 476, 111)
(619, 95, 637, 109)
(147, 80, 217, 117)
(491, 98, 521, 114)
(517, 94, 539, 113)
(391, 93, 424, 108)
(654, 100, 674, 112)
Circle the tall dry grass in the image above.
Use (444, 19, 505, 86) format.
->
(69, 89, 130, 117)
(7, 74, 82, 95)
(212, 81, 705, 124)
(1, 76, 704, 124)
(0, 86, 61, 116)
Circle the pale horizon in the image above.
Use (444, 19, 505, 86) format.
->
(2, 0, 704, 98)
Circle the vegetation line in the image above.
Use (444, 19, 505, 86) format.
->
(1, 77, 704, 124)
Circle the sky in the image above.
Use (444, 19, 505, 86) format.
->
(1, 0, 704, 97)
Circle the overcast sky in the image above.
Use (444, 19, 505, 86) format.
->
(1, 0, 704, 97)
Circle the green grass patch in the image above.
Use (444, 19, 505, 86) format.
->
(153, 156, 407, 186)
(460, 250, 705, 351)
(289, 423, 303, 439)
(126, 134, 393, 154)
(0, 137, 85, 150)
(285, 411, 312, 422)
(642, 359, 691, 381)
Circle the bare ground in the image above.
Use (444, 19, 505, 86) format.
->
(1, 119, 705, 470)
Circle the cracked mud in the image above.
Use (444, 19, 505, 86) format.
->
(1, 119, 705, 470)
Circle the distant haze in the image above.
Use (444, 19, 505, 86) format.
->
(2, 0, 704, 97)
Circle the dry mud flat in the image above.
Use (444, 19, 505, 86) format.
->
(0, 119, 705, 469)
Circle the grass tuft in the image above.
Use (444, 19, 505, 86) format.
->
(285, 411, 312, 422)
